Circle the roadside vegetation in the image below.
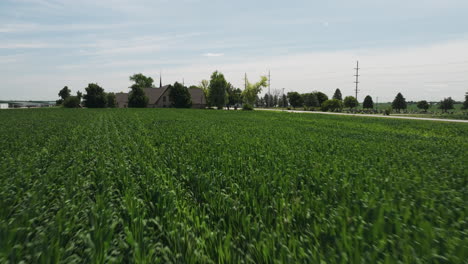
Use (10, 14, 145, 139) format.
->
(53, 72, 468, 120)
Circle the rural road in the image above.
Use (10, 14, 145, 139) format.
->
(256, 108, 468, 123)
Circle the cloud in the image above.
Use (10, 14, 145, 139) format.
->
(0, 22, 147, 33)
(137, 39, 468, 102)
(203, 53, 224, 57)
(6, 39, 466, 101)
(0, 43, 56, 49)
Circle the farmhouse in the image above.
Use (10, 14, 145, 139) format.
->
(116, 85, 206, 108)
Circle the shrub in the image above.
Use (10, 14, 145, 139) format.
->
(63, 96, 81, 108)
(242, 104, 254, 111)
(321, 99, 343, 112)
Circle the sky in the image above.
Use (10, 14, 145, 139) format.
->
(0, 0, 467, 102)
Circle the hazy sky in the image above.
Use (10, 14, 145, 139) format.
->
(1, 0, 467, 102)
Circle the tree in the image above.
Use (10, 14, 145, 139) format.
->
(363, 95, 374, 109)
(227, 84, 242, 108)
(303, 93, 319, 108)
(128, 85, 148, 108)
(287, 92, 303, 109)
(332, 88, 343, 101)
(199, 80, 210, 106)
(107, 93, 116, 108)
(63, 96, 81, 108)
(76, 91, 83, 102)
(392, 92, 407, 112)
(58, 86, 71, 100)
(264, 94, 270, 108)
(313, 91, 329, 106)
(321, 99, 343, 112)
(462, 92, 468, 110)
(208, 71, 228, 109)
(169, 82, 192, 108)
(130, 73, 154, 89)
(83, 83, 107, 108)
(242, 75, 268, 107)
(417, 100, 429, 112)
(273, 94, 278, 107)
(344, 96, 359, 109)
(271, 88, 282, 107)
(282, 94, 288, 107)
(438, 97, 455, 113)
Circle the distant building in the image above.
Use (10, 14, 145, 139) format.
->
(116, 85, 206, 109)
(1, 101, 55, 108)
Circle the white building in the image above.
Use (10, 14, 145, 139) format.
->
(0, 103, 9, 109)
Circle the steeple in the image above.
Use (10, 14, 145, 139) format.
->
(159, 71, 162, 88)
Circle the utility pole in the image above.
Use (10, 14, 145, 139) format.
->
(282, 88, 285, 108)
(268, 70, 271, 107)
(376, 96, 378, 110)
(244, 73, 247, 90)
(182, 78, 185, 86)
(354, 61, 360, 101)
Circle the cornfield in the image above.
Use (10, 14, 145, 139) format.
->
(0, 108, 466, 263)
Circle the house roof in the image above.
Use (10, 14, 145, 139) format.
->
(188, 88, 205, 104)
(116, 85, 206, 106)
(116, 92, 129, 104)
(144, 85, 170, 104)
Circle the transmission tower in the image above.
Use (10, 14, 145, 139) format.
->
(354, 61, 360, 101)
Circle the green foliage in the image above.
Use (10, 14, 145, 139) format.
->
(313, 91, 329, 106)
(303, 93, 319, 107)
(62, 96, 81, 108)
(227, 84, 242, 107)
(263, 93, 270, 107)
(83, 83, 107, 108)
(343, 96, 358, 109)
(0, 108, 465, 263)
(130, 73, 154, 89)
(392, 92, 407, 112)
(280, 94, 288, 107)
(198, 80, 210, 106)
(438, 97, 455, 112)
(287, 92, 303, 108)
(463, 92, 468, 110)
(332, 88, 342, 101)
(242, 76, 268, 106)
(242, 103, 253, 110)
(321, 99, 344, 111)
(416, 100, 429, 111)
(128, 85, 148, 108)
(106, 93, 116, 108)
(208, 71, 228, 109)
(58, 86, 71, 100)
(363, 95, 374, 109)
(169, 82, 192, 108)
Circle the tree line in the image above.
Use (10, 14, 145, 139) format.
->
(57, 73, 193, 108)
(57, 72, 468, 113)
(281, 89, 468, 114)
